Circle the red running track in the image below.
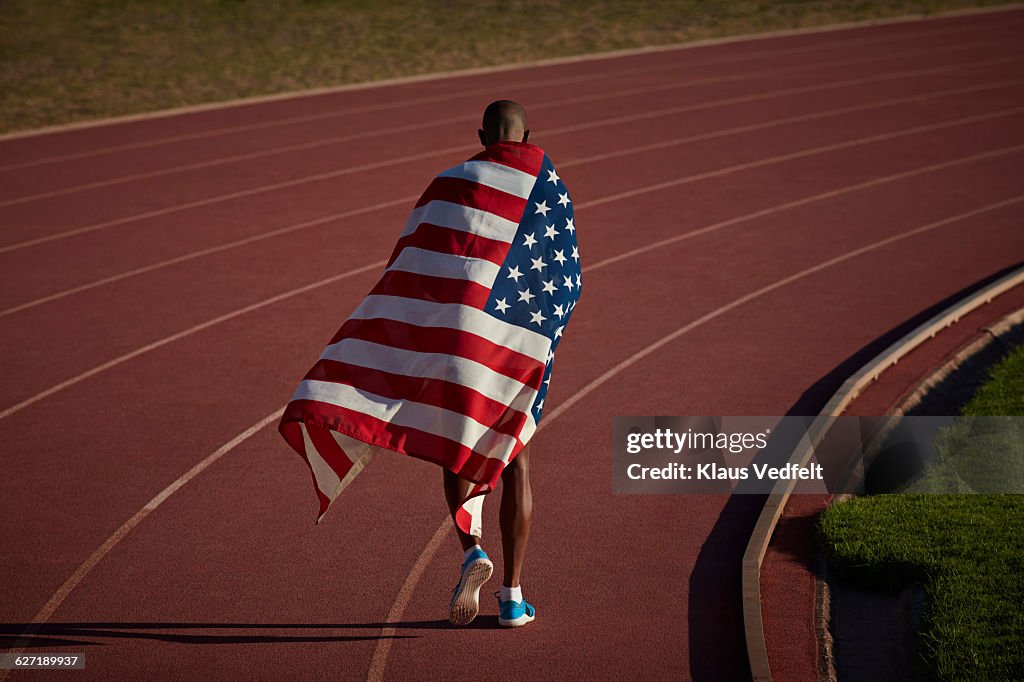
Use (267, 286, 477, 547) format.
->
(1, 8, 1023, 681)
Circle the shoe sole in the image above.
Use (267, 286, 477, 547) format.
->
(448, 558, 493, 626)
(498, 611, 535, 628)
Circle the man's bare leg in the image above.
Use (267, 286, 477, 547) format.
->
(443, 468, 494, 625)
(443, 469, 480, 551)
(499, 444, 532, 587)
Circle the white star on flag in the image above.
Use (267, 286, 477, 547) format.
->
(279, 141, 582, 541)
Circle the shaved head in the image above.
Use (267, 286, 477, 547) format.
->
(479, 99, 529, 146)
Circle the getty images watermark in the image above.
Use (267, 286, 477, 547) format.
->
(612, 416, 1024, 495)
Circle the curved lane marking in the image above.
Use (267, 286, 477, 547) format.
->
(1, 12, 1011, 167)
(2, 138, 1023, 422)
(2, 190, 1019, 680)
(0, 43, 1011, 239)
(0, 38, 1006, 207)
(365, 194, 1024, 680)
(2, 83, 1021, 318)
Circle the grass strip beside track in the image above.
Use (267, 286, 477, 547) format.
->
(0, 0, 1017, 133)
(819, 342, 1024, 680)
(964, 343, 1024, 415)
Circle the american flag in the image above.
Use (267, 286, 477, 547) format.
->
(279, 141, 581, 535)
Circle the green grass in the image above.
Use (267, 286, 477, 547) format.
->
(907, 344, 1024, 494)
(904, 416, 1024, 494)
(0, 0, 1017, 133)
(819, 343, 1024, 680)
(820, 495, 1024, 680)
(963, 343, 1024, 416)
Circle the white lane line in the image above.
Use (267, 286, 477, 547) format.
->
(541, 65, 1022, 145)
(0, 36, 1007, 207)
(580, 107, 1024, 210)
(2, 180, 1019, 679)
(581, 143, 1024, 272)
(1, 13, 1011, 170)
(364, 193, 1024, 680)
(0, 408, 285, 682)
(0, 196, 415, 317)
(0, 261, 385, 422)
(2, 82, 1020, 318)
(1, 137, 1022, 422)
(0, 24, 971, 172)
(5, 4, 1021, 150)
(365, 522, 451, 682)
(0, 10, 1019, 673)
(0, 39, 1009, 226)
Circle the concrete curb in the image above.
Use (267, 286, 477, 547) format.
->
(815, 303, 1024, 682)
(2, 3, 1022, 142)
(742, 264, 1024, 681)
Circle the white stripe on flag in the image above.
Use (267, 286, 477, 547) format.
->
(320, 337, 538, 416)
(401, 200, 520, 242)
(300, 423, 343, 501)
(386, 247, 500, 288)
(293, 380, 520, 463)
(332, 430, 377, 489)
(437, 160, 537, 199)
(461, 494, 485, 537)
(519, 410, 538, 446)
(350, 295, 551, 363)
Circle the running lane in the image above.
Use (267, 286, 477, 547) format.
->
(0, 8, 1022, 681)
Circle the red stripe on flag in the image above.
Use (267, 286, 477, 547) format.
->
(283, 399, 510, 487)
(329, 317, 545, 386)
(414, 177, 526, 223)
(470, 142, 545, 176)
(369, 271, 491, 308)
(303, 359, 530, 440)
(306, 421, 354, 475)
(455, 505, 475, 535)
(454, 480, 490, 535)
(388, 223, 511, 267)
(279, 421, 333, 519)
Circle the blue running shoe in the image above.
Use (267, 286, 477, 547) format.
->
(496, 591, 536, 628)
(448, 547, 493, 625)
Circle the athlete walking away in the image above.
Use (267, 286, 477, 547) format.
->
(278, 100, 581, 629)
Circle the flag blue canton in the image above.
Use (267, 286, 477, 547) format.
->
(486, 155, 581, 422)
